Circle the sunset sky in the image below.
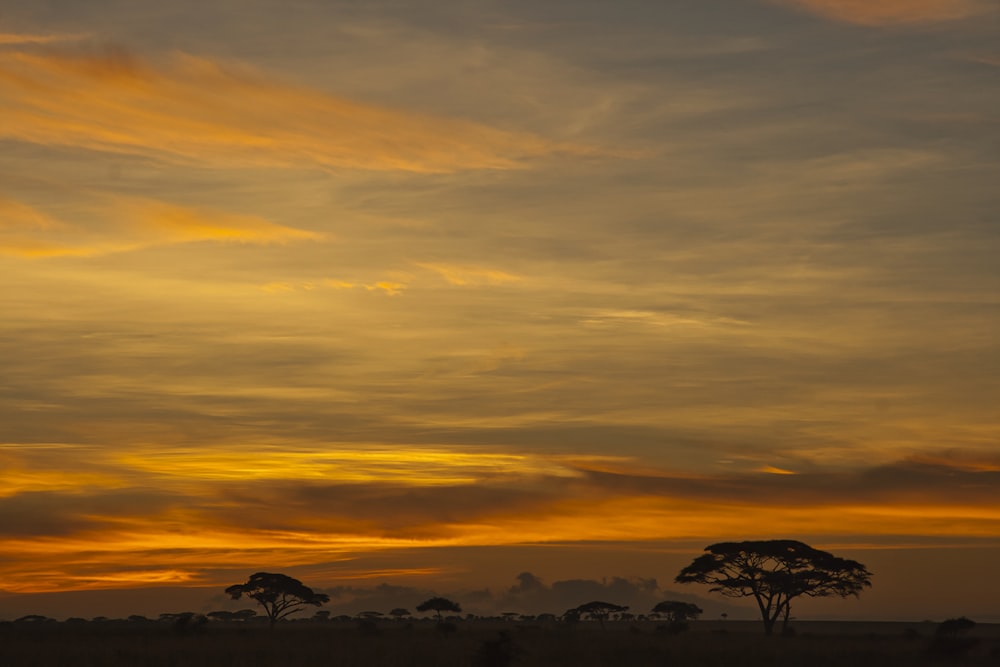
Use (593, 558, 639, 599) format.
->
(1, 0, 998, 622)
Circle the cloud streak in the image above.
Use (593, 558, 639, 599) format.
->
(2, 444, 997, 592)
(0, 32, 89, 46)
(0, 49, 593, 174)
(0, 196, 322, 258)
(773, 0, 994, 25)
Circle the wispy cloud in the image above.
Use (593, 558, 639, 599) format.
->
(0, 195, 321, 258)
(2, 444, 997, 591)
(0, 32, 89, 46)
(0, 49, 594, 173)
(0, 196, 60, 230)
(260, 278, 408, 296)
(964, 52, 1000, 67)
(119, 199, 322, 246)
(417, 263, 522, 286)
(773, 0, 995, 25)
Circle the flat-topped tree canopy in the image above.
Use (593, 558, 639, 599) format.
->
(225, 572, 329, 626)
(416, 596, 461, 620)
(676, 540, 872, 635)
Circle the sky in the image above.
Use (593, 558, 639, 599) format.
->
(1, 0, 998, 622)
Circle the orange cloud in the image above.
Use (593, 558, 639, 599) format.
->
(773, 0, 993, 25)
(0, 196, 59, 230)
(119, 200, 322, 245)
(0, 198, 99, 257)
(758, 465, 798, 475)
(0, 32, 88, 45)
(2, 445, 997, 592)
(417, 263, 522, 286)
(259, 278, 408, 295)
(0, 195, 321, 258)
(0, 49, 592, 173)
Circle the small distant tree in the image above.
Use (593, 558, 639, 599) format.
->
(207, 610, 237, 622)
(676, 540, 872, 635)
(561, 607, 581, 624)
(160, 612, 207, 634)
(417, 596, 462, 620)
(208, 609, 258, 623)
(356, 611, 382, 635)
(652, 601, 702, 633)
(225, 572, 329, 627)
(14, 615, 54, 624)
(573, 601, 629, 629)
(930, 617, 979, 658)
(389, 608, 411, 620)
(937, 617, 975, 635)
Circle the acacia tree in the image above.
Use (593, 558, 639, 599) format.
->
(675, 540, 872, 635)
(573, 601, 629, 629)
(416, 596, 462, 620)
(225, 572, 330, 627)
(651, 601, 703, 632)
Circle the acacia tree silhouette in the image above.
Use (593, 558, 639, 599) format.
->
(573, 601, 628, 629)
(225, 572, 329, 627)
(652, 600, 702, 632)
(675, 540, 872, 635)
(416, 596, 461, 620)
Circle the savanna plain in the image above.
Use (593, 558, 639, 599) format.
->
(3, 619, 999, 667)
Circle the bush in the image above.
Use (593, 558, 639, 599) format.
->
(928, 617, 979, 659)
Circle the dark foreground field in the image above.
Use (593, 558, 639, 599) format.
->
(2, 620, 998, 667)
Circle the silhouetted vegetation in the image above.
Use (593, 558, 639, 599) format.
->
(652, 601, 702, 633)
(11, 546, 1000, 666)
(676, 540, 872, 635)
(571, 601, 629, 629)
(417, 596, 462, 620)
(0, 617, 997, 666)
(930, 617, 980, 659)
(160, 611, 207, 635)
(225, 572, 330, 627)
(207, 609, 258, 623)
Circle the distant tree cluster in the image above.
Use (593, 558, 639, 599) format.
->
(652, 601, 702, 633)
(138, 539, 873, 638)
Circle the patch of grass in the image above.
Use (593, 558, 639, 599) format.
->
(0, 620, 998, 666)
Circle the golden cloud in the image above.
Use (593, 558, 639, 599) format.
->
(0, 196, 59, 230)
(0, 198, 103, 257)
(0, 32, 89, 45)
(3, 443, 998, 592)
(417, 263, 523, 286)
(0, 195, 321, 258)
(259, 278, 407, 295)
(118, 199, 323, 245)
(0, 49, 592, 173)
(774, 0, 993, 25)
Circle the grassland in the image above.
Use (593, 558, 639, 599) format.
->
(1, 619, 997, 666)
